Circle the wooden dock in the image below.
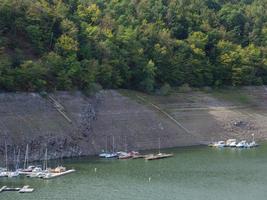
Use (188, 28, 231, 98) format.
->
(145, 153, 174, 160)
(0, 185, 34, 193)
(42, 169, 76, 179)
(0, 186, 7, 193)
(19, 185, 34, 193)
(132, 154, 152, 159)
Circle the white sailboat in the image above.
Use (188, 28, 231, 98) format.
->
(99, 136, 109, 157)
(248, 134, 259, 148)
(20, 144, 35, 174)
(118, 136, 133, 159)
(5, 143, 20, 178)
(0, 142, 8, 177)
(145, 138, 173, 160)
(105, 136, 118, 158)
(236, 140, 249, 148)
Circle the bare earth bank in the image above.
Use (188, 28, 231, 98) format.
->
(0, 87, 267, 161)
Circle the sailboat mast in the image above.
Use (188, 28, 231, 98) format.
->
(105, 136, 108, 153)
(16, 148, 20, 170)
(112, 136, 115, 153)
(43, 148, 48, 170)
(13, 147, 16, 169)
(125, 135, 127, 152)
(5, 141, 8, 170)
(158, 138, 161, 154)
(45, 148, 48, 170)
(24, 144, 28, 169)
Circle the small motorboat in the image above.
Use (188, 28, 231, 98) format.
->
(226, 139, 237, 147)
(20, 165, 35, 173)
(118, 152, 132, 159)
(104, 153, 118, 158)
(7, 171, 20, 178)
(99, 153, 108, 158)
(0, 169, 8, 177)
(248, 141, 259, 148)
(213, 141, 226, 148)
(236, 140, 249, 148)
(229, 141, 237, 147)
(27, 167, 43, 178)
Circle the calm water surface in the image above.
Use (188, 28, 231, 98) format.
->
(1, 145, 267, 200)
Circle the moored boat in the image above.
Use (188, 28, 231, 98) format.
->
(236, 140, 249, 148)
(118, 152, 132, 159)
(229, 141, 237, 147)
(248, 141, 259, 148)
(214, 141, 226, 148)
(226, 139, 237, 147)
(104, 153, 118, 158)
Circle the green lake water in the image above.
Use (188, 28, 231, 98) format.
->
(1, 145, 267, 200)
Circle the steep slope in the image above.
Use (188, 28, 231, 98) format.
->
(1, 88, 267, 163)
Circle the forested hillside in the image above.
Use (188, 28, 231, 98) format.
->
(1, 0, 267, 93)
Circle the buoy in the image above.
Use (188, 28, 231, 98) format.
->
(94, 168, 97, 173)
(148, 177, 151, 182)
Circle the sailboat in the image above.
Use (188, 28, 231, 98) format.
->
(99, 136, 109, 158)
(105, 136, 118, 158)
(118, 136, 140, 159)
(145, 138, 173, 160)
(118, 136, 132, 159)
(19, 144, 35, 175)
(40, 149, 76, 179)
(7, 148, 20, 178)
(28, 148, 47, 178)
(0, 142, 8, 177)
(248, 134, 259, 148)
(5, 144, 20, 178)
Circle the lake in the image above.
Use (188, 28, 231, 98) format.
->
(1, 145, 267, 200)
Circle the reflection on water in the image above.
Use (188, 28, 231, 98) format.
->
(1, 145, 267, 200)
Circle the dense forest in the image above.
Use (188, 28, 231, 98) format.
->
(1, 0, 267, 93)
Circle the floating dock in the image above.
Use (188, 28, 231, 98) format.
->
(132, 154, 151, 159)
(0, 186, 7, 192)
(145, 153, 174, 160)
(0, 185, 34, 193)
(19, 185, 34, 193)
(42, 169, 76, 179)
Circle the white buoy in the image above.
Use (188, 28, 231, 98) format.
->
(94, 168, 97, 173)
(148, 177, 151, 182)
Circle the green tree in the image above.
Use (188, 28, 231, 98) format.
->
(139, 60, 156, 92)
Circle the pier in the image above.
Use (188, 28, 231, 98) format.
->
(145, 153, 174, 161)
(0, 185, 34, 193)
(42, 169, 76, 179)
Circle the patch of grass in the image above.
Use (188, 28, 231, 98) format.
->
(209, 89, 253, 105)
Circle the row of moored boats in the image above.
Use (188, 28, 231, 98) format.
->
(99, 137, 173, 160)
(0, 144, 75, 179)
(209, 139, 259, 148)
(99, 150, 173, 160)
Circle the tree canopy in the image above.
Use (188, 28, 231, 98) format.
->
(1, 0, 267, 93)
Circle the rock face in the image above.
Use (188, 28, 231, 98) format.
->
(0, 90, 196, 163)
(0, 91, 100, 162)
(0, 88, 267, 163)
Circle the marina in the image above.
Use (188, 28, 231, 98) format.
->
(1, 145, 267, 200)
(0, 144, 76, 180)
